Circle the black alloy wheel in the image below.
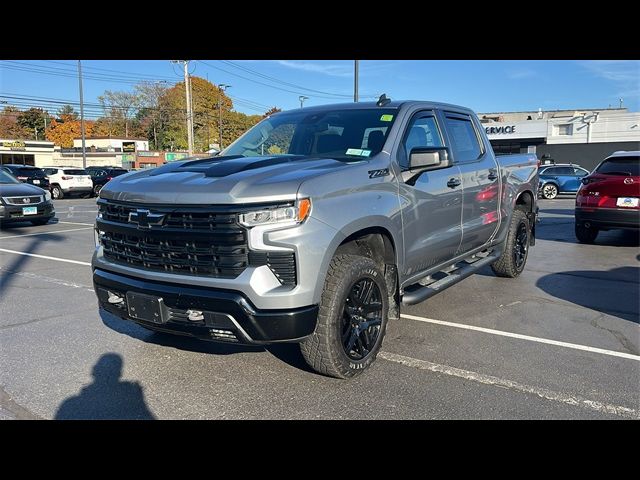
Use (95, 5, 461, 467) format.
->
(513, 221, 529, 269)
(341, 278, 383, 361)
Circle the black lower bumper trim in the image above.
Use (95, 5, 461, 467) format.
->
(575, 208, 640, 230)
(93, 268, 318, 344)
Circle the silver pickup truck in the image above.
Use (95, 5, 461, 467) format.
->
(92, 99, 538, 378)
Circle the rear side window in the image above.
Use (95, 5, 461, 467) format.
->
(595, 156, 640, 176)
(554, 167, 575, 175)
(541, 167, 557, 175)
(45, 168, 58, 175)
(444, 115, 482, 163)
(109, 169, 128, 177)
(63, 169, 89, 175)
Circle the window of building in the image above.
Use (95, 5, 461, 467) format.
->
(556, 124, 572, 136)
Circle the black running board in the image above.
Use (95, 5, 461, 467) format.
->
(401, 251, 501, 306)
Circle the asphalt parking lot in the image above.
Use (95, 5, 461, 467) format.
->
(0, 196, 638, 419)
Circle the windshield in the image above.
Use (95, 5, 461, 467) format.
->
(0, 170, 20, 184)
(223, 108, 398, 160)
(595, 156, 640, 176)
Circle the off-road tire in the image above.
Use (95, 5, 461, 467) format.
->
(491, 209, 530, 278)
(300, 254, 389, 379)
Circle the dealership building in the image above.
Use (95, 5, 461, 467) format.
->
(479, 107, 640, 170)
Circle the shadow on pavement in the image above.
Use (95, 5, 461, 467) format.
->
(0, 233, 64, 301)
(536, 266, 640, 324)
(55, 353, 156, 420)
(539, 208, 575, 216)
(535, 224, 640, 246)
(100, 310, 315, 374)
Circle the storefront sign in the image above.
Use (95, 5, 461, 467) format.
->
(485, 125, 516, 135)
(122, 141, 136, 153)
(3, 140, 26, 150)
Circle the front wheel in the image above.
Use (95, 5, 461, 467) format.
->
(491, 209, 531, 278)
(300, 254, 389, 379)
(541, 184, 558, 199)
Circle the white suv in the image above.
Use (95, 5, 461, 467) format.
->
(42, 166, 93, 199)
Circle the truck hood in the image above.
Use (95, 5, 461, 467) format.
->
(100, 155, 362, 204)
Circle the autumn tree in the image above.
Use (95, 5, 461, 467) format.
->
(0, 106, 29, 139)
(17, 108, 48, 140)
(262, 107, 282, 118)
(46, 119, 94, 148)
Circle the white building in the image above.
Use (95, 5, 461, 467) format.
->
(478, 108, 640, 170)
(72, 137, 149, 152)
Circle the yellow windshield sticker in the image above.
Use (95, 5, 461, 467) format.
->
(380, 114, 393, 122)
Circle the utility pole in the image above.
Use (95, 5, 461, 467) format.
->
(299, 95, 308, 108)
(78, 60, 87, 168)
(218, 84, 231, 150)
(182, 61, 195, 156)
(354, 60, 359, 103)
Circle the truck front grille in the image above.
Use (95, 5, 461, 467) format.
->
(97, 200, 297, 285)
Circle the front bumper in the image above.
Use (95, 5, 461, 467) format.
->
(0, 202, 55, 223)
(575, 207, 640, 230)
(94, 268, 318, 344)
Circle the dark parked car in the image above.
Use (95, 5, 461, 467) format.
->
(85, 167, 129, 196)
(1, 164, 50, 190)
(538, 163, 590, 199)
(0, 169, 55, 226)
(575, 151, 639, 243)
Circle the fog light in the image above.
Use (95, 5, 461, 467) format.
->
(107, 292, 124, 304)
(186, 309, 204, 321)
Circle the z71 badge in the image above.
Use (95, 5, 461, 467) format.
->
(368, 168, 389, 179)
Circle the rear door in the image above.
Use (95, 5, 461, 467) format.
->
(398, 110, 463, 277)
(441, 111, 500, 253)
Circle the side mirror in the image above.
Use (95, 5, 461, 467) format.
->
(409, 146, 451, 171)
(581, 177, 590, 185)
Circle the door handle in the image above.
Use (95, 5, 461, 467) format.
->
(488, 172, 498, 181)
(447, 178, 461, 188)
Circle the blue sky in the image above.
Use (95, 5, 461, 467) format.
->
(1, 60, 638, 117)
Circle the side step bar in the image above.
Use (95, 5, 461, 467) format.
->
(401, 250, 502, 306)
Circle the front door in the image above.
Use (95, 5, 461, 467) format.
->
(398, 111, 463, 279)
(442, 112, 501, 254)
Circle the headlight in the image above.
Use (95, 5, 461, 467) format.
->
(44, 190, 52, 202)
(239, 198, 311, 227)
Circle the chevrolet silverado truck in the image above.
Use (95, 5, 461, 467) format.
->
(92, 99, 538, 378)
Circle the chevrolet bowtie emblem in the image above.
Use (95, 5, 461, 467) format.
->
(128, 209, 165, 228)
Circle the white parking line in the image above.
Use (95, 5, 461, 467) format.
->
(0, 227, 93, 240)
(400, 313, 640, 362)
(0, 268, 94, 292)
(0, 248, 91, 266)
(379, 351, 639, 419)
(56, 221, 95, 226)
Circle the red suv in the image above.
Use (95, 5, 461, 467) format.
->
(575, 151, 640, 243)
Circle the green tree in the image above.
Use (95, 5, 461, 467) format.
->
(17, 108, 48, 140)
(56, 104, 78, 122)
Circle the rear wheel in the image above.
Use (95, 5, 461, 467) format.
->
(541, 184, 558, 199)
(491, 209, 530, 278)
(575, 223, 599, 243)
(300, 254, 389, 379)
(51, 185, 64, 199)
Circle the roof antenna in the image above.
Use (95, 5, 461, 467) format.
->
(377, 94, 391, 107)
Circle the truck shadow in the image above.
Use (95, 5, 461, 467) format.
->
(99, 310, 314, 373)
(535, 266, 640, 324)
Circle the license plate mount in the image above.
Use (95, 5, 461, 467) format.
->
(126, 292, 167, 324)
(23, 206, 38, 215)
